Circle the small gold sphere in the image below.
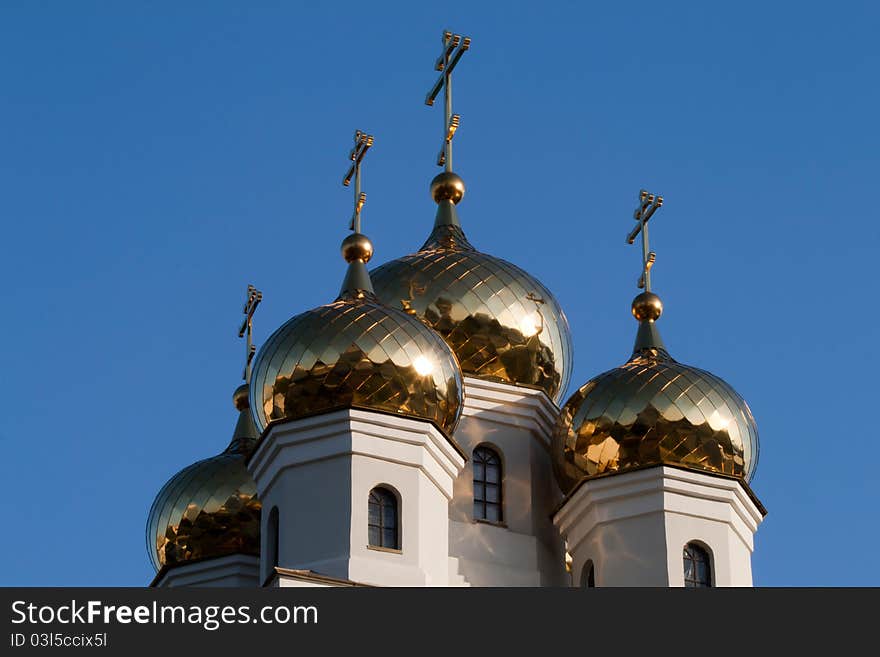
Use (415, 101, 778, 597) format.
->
(632, 292, 663, 322)
(430, 172, 466, 204)
(233, 383, 250, 410)
(341, 233, 374, 264)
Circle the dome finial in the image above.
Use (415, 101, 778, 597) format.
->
(425, 30, 471, 178)
(228, 381, 259, 454)
(232, 284, 262, 453)
(627, 189, 667, 353)
(431, 171, 466, 205)
(339, 130, 376, 298)
(632, 291, 663, 322)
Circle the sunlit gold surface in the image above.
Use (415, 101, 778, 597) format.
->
(430, 171, 466, 204)
(146, 451, 261, 571)
(341, 233, 374, 264)
(552, 346, 759, 493)
(250, 293, 464, 435)
(632, 292, 663, 321)
(371, 222, 573, 403)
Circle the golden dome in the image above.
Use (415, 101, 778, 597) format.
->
(147, 386, 261, 571)
(250, 234, 464, 436)
(370, 175, 573, 403)
(552, 296, 759, 494)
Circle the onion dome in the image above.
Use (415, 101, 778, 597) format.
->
(249, 230, 464, 436)
(146, 384, 262, 571)
(370, 172, 573, 403)
(552, 292, 759, 494)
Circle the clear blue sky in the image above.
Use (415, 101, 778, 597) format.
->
(1, 1, 877, 586)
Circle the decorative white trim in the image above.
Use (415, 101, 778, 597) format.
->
(248, 408, 466, 500)
(555, 466, 763, 553)
(270, 567, 364, 587)
(152, 554, 260, 588)
(461, 377, 559, 450)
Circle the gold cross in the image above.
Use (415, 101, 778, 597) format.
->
(425, 30, 471, 171)
(342, 130, 374, 233)
(627, 189, 663, 292)
(238, 284, 262, 383)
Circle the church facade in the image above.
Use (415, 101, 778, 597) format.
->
(145, 32, 765, 588)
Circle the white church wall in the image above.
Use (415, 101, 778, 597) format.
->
(258, 458, 353, 582)
(448, 377, 568, 586)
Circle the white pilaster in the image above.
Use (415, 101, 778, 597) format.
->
(447, 377, 568, 586)
(247, 408, 466, 587)
(553, 465, 766, 587)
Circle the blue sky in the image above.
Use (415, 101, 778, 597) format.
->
(1, 1, 877, 586)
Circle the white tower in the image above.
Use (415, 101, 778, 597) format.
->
(371, 181, 574, 586)
(369, 32, 574, 585)
(554, 465, 764, 587)
(551, 191, 765, 587)
(245, 133, 469, 587)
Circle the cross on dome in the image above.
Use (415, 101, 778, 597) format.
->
(342, 130, 374, 234)
(425, 30, 471, 171)
(627, 189, 663, 292)
(237, 283, 262, 384)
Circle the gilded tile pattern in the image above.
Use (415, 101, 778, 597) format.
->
(553, 347, 759, 493)
(250, 294, 464, 435)
(371, 223, 573, 403)
(146, 451, 261, 571)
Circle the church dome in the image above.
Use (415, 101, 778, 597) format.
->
(146, 384, 262, 571)
(552, 293, 759, 494)
(371, 173, 573, 403)
(250, 232, 464, 436)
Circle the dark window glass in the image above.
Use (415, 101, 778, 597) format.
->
(581, 560, 595, 588)
(683, 543, 712, 588)
(264, 506, 280, 582)
(473, 446, 503, 522)
(368, 487, 399, 550)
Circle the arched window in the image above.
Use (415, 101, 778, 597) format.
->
(368, 487, 399, 550)
(265, 506, 279, 580)
(473, 446, 503, 522)
(683, 543, 712, 588)
(581, 560, 596, 588)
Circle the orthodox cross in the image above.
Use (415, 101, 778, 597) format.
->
(425, 30, 471, 170)
(342, 130, 374, 233)
(626, 189, 663, 292)
(238, 284, 263, 383)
